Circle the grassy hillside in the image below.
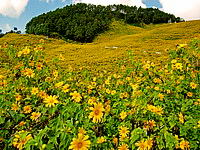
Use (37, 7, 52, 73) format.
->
(1, 20, 200, 71)
(1, 20, 200, 150)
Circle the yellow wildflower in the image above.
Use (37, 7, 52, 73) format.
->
(89, 103, 104, 123)
(120, 111, 127, 120)
(22, 68, 35, 78)
(113, 137, 118, 146)
(12, 132, 32, 150)
(62, 84, 70, 93)
(179, 140, 190, 150)
(23, 105, 32, 114)
(22, 47, 31, 55)
(187, 92, 193, 97)
(11, 103, 20, 111)
(190, 82, 197, 89)
(15, 94, 22, 101)
(147, 105, 163, 115)
(55, 81, 64, 88)
(19, 121, 26, 126)
(118, 144, 129, 150)
(70, 91, 82, 102)
(69, 134, 91, 150)
(30, 112, 41, 121)
(97, 136, 106, 144)
(175, 63, 183, 70)
(119, 126, 129, 140)
(43, 95, 59, 107)
(31, 87, 39, 95)
(179, 113, 184, 124)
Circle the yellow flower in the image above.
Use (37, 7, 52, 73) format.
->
(23, 105, 32, 114)
(12, 132, 32, 150)
(153, 78, 161, 83)
(43, 95, 59, 107)
(87, 97, 97, 105)
(15, 94, 22, 101)
(171, 59, 177, 64)
(179, 140, 190, 150)
(69, 134, 91, 150)
(135, 139, 153, 150)
(36, 63, 43, 70)
(120, 111, 127, 120)
(31, 87, 39, 95)
(106, 89, 111, 94)
(97, 136, 106, 144)
(144, 120, 156, 130)
(22, 68, 35, 78)
(30, 112, 41, 121)
(154, 86, 160, 91)
(17, 51, 23, 57)
(177, 44, 187, 49)
(0, 75, 5, 80)
(55, 81, 64, 88)
(78, 128, 86, 137)
(190, 82, 197, 89)
(22, 47, 31, 55)
(175, 63, 183, 70)
(29, 61, 34, 67)
(145, 139, 153, 150)
(89, 103, 104, 123)
(179, 113, 184, 124)
(147, 105, 163, 115)
(113, 137, 118, 146)
(118, 144, 129, 150)
(11, 103, 20, 111)
(187, 92, 193, 97)
(119, 126, 129, 140)
(58, 54, 65, 61)
(111, 90, 116, 95)
(135, 140, 146, 150)
(70, 91, 82, 103)
(143, 64, 151, 70)
(158, 93, 164, 100)
(62, 84, 70, 93)
(105, 79, 110, 85)
(53, 70, 58, 78)
(37, 91, 48, 99)
(19, 121, 26, 126)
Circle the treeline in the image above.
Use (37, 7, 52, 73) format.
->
(26, 3, 182, 42)
(0, 28, 21, 38)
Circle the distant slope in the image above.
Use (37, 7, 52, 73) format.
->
(1, 20, 200, 71)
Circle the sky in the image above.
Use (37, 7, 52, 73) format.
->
(0, 0, 200, 33)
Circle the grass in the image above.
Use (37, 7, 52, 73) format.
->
(0, 20, 200, 72)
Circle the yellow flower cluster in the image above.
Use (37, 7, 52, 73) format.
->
(147, 105, 163, 115)
(69, 130, 91, 150)
(12, 131, 32, 150)
(135, 139, 153, 150)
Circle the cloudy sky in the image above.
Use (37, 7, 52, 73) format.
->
(0, 0, 200, 33)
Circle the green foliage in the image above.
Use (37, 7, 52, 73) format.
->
(26, 3, 181, 43)
(0, 40, 199, 149)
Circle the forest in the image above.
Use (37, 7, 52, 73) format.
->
(26, 3, 182, 42)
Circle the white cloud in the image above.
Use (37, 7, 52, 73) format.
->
(159, 0, 200, 20)
(73, 0, 146, 8)
(0, 0, 29, 18)
(0, 24, 12, 33)
(40, 0, 66, 3)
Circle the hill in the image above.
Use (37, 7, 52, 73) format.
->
(0, 20, 200, 72)
(25, 3, 181, 42)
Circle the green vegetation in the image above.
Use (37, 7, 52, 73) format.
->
(0, 39, 199, 150)
(26, 3, 181, 43)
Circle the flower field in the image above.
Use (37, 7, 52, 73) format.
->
(0, 37, 200, 150)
